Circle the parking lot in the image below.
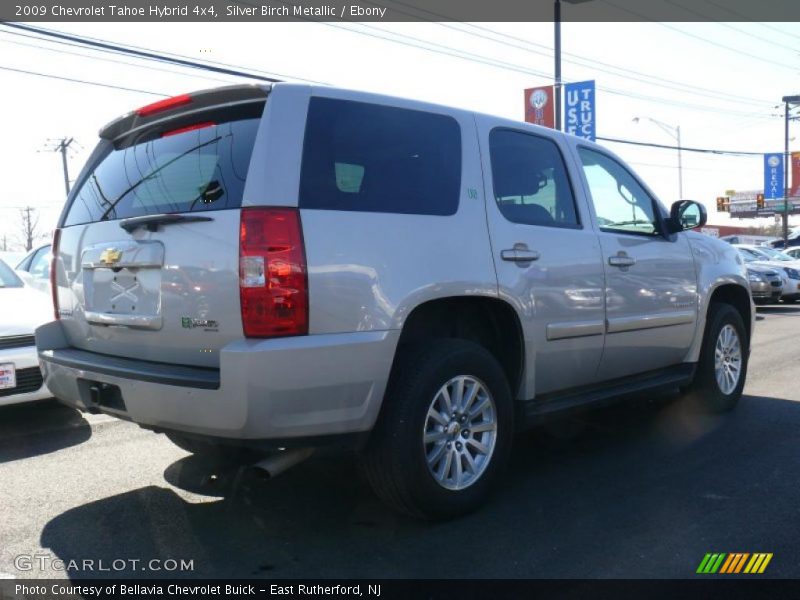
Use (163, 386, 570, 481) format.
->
(1, 304, 799, 580)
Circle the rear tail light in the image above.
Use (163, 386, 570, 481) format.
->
(50, 228, 61, 320)
(135, 93, 192, 117)
(239, 208, 308, 338)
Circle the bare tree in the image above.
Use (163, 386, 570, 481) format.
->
(18, 207, 39, 252)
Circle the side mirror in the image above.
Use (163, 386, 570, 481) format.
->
(667, 200, 706, 234)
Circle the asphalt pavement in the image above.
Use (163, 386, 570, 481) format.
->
(1, 305, 799, 579)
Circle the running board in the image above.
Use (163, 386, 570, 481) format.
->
(518, 363, 696, 427)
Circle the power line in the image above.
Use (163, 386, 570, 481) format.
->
(0, 21, 783, 161)
(599, 0, 797, 70)
(373, 0, 774, 108)
(598, 136, 767, 156)
(3, 20, 777, 121)
(0, 22, 327, 85)
(662, 0, 799, 51)
(0, 64, 166, 96)
(327, 21, 771, 118)
(1, 22, 282, 83)
(699, 0, 800, 44)
(0, 33, 239, 85)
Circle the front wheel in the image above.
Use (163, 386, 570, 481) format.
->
(682, 303, 748, 413)
(360, 339, 514, 520)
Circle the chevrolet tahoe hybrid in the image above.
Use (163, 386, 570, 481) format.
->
(36, 84, 754, 519)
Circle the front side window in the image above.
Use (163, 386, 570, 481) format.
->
(489, 129, 579, 228)
(299, 97, 461, 216)
(578, 147, 660, 236)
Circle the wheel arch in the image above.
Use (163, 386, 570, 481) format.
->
(390, 296, 525, 398)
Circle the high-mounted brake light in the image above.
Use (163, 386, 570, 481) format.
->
(239, 208, 308, 338)
(161, 121, 216, 138)
(50, 228, 61, 321)
(135, 93, 192, 117)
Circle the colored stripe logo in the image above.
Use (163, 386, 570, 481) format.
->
(697, 553, 773, 574)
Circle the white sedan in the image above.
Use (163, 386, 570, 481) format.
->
(0, 259, 53, 406)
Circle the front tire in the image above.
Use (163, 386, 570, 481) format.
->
(683, 303, 748, 413)
(361, 339, 513, 520)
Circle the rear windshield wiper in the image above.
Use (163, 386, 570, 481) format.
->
(119, 213, 213, 233)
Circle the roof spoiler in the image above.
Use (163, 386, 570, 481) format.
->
(99, 84, 271, 143)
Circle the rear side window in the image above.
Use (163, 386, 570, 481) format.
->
(299, 97, 461, 216)
(64, 119, 260, 226)
(489, 129, 579, 228)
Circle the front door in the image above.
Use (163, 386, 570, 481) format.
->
(574, 146, 698, 382)
(477, 120, 606, 397)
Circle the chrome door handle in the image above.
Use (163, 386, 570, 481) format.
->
(501, 248, 540, 262)
(608, 255, 636, 267)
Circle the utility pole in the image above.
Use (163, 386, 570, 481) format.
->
(781, 95, 800, 248)
(43, 137, 76, 196)
(20, 206, 38, 252)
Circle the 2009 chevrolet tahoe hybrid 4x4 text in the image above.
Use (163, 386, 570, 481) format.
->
(36, 84, 753, 519)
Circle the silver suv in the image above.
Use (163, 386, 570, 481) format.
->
(37, 84, 753, 519)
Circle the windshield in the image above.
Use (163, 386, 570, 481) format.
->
(736, 248, 760, 263)
(0, 259, 23, 287)
(753, 246, 793, 261)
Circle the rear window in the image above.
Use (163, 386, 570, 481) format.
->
(299, 97, 461, 216)
(64, 119, 260, 226)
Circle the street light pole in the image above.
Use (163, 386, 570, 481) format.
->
(553, 0, 592, 132)
(781, 95, 800, 248)
(554, 0, 562, 131)
(676, 125, 683, 199)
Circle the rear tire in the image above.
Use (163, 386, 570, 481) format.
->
(682, 303, 748, 414)
(360, 339, 513, 520)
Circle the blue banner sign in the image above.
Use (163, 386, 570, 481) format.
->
(764, 153, 784, 200)
(564, 80, 595, 141)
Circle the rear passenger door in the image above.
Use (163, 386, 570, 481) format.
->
(476, 119, 606, 397)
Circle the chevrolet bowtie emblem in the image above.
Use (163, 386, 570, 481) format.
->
(99, 248, 122, 265)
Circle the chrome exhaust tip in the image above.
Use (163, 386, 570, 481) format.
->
(251, 447, 314, 479)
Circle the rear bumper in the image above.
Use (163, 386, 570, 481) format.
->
(0, 345, 50, 407)
(36, 320, 399, 442)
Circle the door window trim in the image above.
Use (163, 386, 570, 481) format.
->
(489, 127, 583, 230)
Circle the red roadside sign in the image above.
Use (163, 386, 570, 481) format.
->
(524, 86, 555, 129)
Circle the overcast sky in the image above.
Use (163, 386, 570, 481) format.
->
(0, 20, 798, 252)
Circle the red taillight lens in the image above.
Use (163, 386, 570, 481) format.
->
(239, 208, 308, 338)
(135, 93, 192, 117)
(161, 121, 216, 138)
(50, 228, 61, 320)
